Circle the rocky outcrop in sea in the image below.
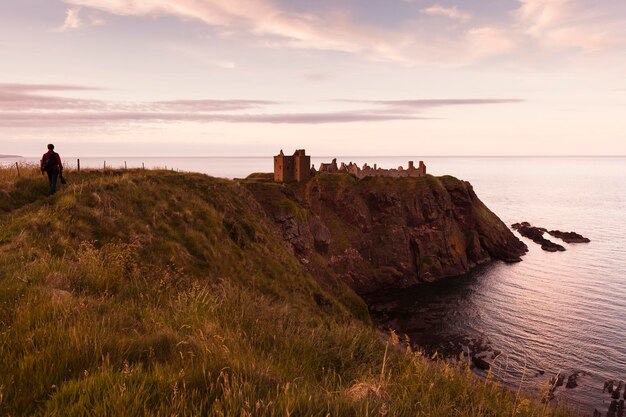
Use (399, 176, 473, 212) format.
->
(511, 222, 590, 252)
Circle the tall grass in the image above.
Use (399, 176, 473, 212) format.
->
(0, 167, 575, 416)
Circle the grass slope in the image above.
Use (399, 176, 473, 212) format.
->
(0, 166, 573, 417)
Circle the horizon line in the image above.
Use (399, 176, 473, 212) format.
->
(4, 154, 626, 159)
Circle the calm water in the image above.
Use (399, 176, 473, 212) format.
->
(4, 155, 625, 413)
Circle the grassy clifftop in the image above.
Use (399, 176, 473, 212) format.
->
(0, 167, 569, 416)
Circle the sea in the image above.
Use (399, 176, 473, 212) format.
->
(2, 155, 625, 414)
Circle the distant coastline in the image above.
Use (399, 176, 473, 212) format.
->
(0, 155, 22, 158)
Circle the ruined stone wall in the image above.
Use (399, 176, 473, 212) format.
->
(318, 159, 427, 179)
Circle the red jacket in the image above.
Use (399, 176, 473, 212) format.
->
(41, 150, 63, 173)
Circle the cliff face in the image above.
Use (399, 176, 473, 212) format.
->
(245, 174, 527, 294)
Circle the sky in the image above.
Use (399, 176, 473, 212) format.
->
(1, 0, 625, 156)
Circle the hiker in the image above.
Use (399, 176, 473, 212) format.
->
(41, 144, 63, 195)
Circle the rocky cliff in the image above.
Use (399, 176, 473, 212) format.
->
(245, 173, 527, 294)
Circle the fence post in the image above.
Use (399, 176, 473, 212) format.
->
(77, 158, 81, 173)
(15, 162, 20, 177)
(124, 161, 127, 170)
(104, 161, 106, 171)
(142, 162, 145, 170)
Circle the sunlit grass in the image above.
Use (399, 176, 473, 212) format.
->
(0, 166, 575, 416)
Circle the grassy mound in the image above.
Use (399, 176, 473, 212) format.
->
(245, 172, 274, 181)
(0, 166, 572, 416)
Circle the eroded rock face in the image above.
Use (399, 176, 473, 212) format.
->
(246, 174, 527, 294)
(309, 216, 331, 253)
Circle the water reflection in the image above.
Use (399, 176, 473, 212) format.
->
(367, 248, 625, 414)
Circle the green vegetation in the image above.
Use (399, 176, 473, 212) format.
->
(0, 165, 573, 416)
(245, 172, 274, 181)
(276, 198, 308, 223)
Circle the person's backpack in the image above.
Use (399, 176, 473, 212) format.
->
(43, 152, 57, 172)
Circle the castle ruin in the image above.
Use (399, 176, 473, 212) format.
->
(274, 149, 311, 182)
(316, 158, 426, 179)
(273, 149, 426, 182)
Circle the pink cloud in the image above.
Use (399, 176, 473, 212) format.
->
(0, 85, 104, 111)
(62, 0, 409, 62)
(420, 5, 471, 21)
(0, 84, 276, 112)
(343, 98, 524, 109)
(55, 7, 106, 32)
(464, 26, 517, 59)
(303, 73, 330, 82)
(0, 83, 522, 127)
(0, 111, 421, 126)
(53, 0, 625, 66)
(0, 83, 418, 126)
(57, 7, 82, 32)
(516, 0, 626, 51)
(151, 99, 276, 112)
(0, 84, 98, 92)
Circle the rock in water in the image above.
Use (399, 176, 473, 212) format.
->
(550, 374, 565, 388)
(605, 380, 613, 393)
(511, 222, 566, 252)
(547, 230, 591, 243)
(566, 374, 578, 389)
(472, 356, 491, 370)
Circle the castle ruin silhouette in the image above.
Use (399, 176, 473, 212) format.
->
(273, 149, 426, 182)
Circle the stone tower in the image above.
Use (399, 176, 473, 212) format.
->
(293, 149, 311, 182)
(274, 149, 311, 182)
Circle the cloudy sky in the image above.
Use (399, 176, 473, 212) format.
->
(1, 0, 625, 156)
